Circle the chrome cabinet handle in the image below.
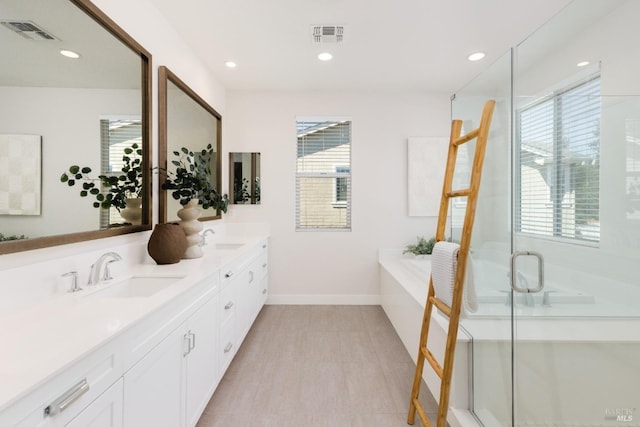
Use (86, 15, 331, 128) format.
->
(183, 332, 191, 356)
(249, 271, 254, 284)
(190, 332, 196, 352)
(510, 251, 544, 293)
(262, 263, 267, 268)
(224, 342, 233, 353)
(224, 301, 234, 310)
(225, 271, 234, 279)
(262, 289, 267, 295)
(44, 378, 89, 417)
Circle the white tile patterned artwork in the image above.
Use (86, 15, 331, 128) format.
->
(407, 136, 448, 216)
(0, 134, 42, 215)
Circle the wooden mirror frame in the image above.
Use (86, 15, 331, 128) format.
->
(0, 0, 152, 255)
(158, 66, 222, 223)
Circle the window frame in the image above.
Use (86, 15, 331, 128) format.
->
(515, 74, 601, 244)
(295, 118, 352, 231)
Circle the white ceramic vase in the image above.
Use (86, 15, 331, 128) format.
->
(120, 197, 142, 225)
(177, 199, 203, 259)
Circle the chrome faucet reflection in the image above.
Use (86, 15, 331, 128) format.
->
(88, 252, 122, 285)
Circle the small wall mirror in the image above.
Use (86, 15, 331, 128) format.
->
(0, 0, 152, 254)
(229, 152, 261, 205)
(158, 66, 222, 222)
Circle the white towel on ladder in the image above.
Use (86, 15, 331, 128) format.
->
(431, 241, 478, 315)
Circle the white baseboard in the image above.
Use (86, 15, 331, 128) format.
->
(266, 294, 381, 305)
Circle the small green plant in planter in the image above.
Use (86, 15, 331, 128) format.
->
(0, 233, 27, 242)
(403, 236, 436, 256)
(60, 142, 143, 212)
(160, 144, 229, 213)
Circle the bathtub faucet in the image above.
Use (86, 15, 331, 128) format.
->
(516, 272, 535, 307)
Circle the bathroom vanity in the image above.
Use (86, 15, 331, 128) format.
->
(0, 236, 269, 427)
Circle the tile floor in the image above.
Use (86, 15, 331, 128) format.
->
(196, 305, 438, 426)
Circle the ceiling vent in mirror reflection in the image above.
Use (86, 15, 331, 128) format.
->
(0, 20, 58, 40)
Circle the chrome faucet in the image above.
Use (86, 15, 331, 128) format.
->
(88, 252, 122, 285)
(62, 271, 81, 293)
(200, 228, 216, 246)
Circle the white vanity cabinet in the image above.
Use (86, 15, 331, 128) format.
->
(122, 275, 219, 427)
(1, 234, 269, 427)
(218, 239, 269, 377)
(3, 339, 124, 427)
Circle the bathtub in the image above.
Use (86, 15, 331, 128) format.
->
(379, 249, 640, 427)
(401, 257, 604, 318)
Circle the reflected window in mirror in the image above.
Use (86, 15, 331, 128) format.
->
(99, 117, 143, 228)
(230, 152, 261, 205)
(158, 66, 222, 223)
(0, 0, 152, 255)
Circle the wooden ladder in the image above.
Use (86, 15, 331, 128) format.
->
(408, 100, 495, 427)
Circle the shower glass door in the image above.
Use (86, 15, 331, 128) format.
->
(454, 1, 640, 425)
(511, 1, 640, 425)
(452, 49, 514, 426)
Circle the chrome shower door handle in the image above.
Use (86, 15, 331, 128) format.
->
(510, 251, 544, 293)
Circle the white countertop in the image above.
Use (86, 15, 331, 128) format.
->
(0, 234, 267, 412)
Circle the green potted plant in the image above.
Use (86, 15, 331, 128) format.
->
(60, 142, 143, 220)
(160, 144, 229, 213)
(403, 236, 436, 256)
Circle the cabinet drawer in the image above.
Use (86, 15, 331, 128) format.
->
(219, 286, 236, 326)
(6, 344, 123, 427)
(257, 252, 268, 281)
(65, 378, 123, 427)
(219, 319, 236, 374)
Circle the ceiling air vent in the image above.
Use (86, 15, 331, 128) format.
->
(0, 20, 58, 40)
(311, 25, 344, 43)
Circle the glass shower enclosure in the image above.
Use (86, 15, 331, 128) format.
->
(452, 1, 640, 425)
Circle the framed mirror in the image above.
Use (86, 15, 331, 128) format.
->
(229, 152, 261, 204)
(0, 0, 152, 255)
(158, 66, 222, 222)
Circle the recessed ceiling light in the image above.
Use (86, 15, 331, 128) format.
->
(467, 52, 485, 62)
(318, 52, 333, 61)
(577, 61, 590, 67)
(225, 61, 237, 68)
(60, 49, 80, 59)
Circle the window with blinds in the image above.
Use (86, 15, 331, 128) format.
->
(516, 75, 600, 242)
(99, 118, 142, 228)
(296, 119, 351, 231)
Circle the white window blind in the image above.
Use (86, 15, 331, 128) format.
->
(296, 120, 351, 230)
(516, 75, 600, 242)
(99, 118, 142, 228)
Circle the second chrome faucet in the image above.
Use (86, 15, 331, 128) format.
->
(88, 252, 122, 285)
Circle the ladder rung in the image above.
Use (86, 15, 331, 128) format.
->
(446, 188, 471, 198)
(429, 295, 451, 317)
(412, 398, 433, 427)
(453, 127, 480, 146)
(422, 347, 444, 378)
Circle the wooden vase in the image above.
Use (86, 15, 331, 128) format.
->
(147, 223, 187, 264)
(177, 199, 203, 259)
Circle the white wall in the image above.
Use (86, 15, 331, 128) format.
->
(224, 91, 450, 303)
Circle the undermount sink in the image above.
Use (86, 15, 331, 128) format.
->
(213, 243, 245, 250)
(85, 276, 185, 298)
